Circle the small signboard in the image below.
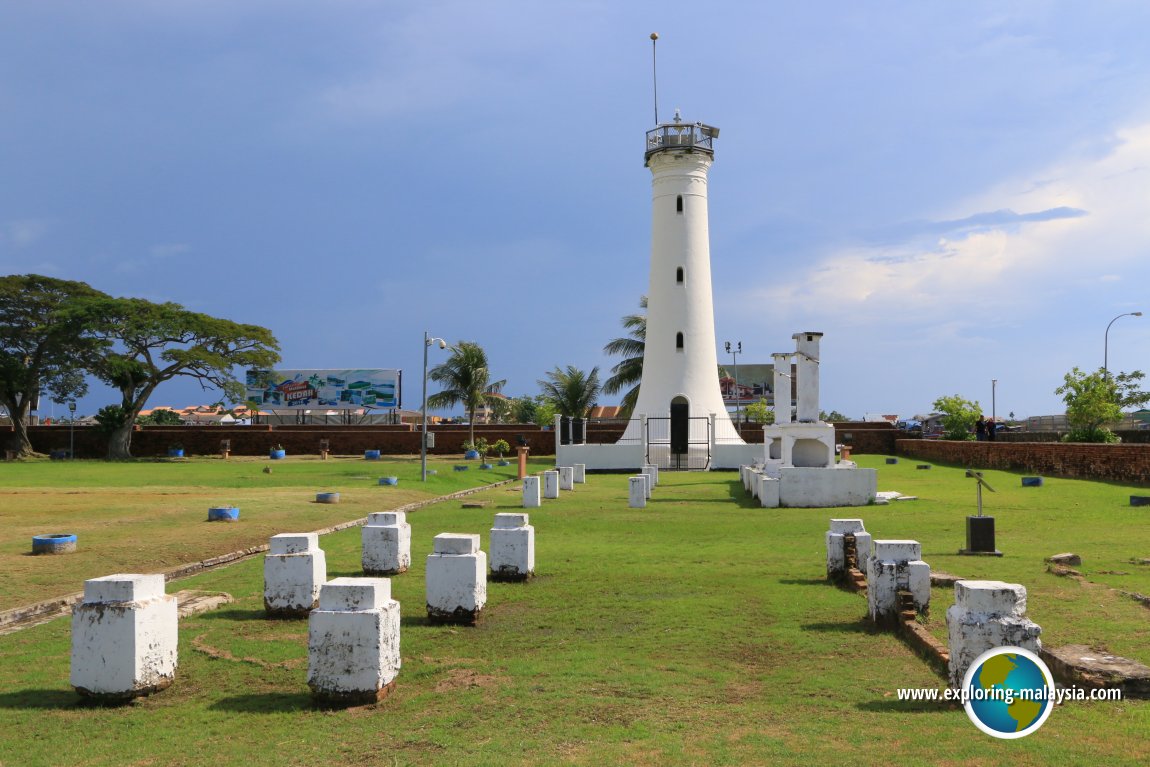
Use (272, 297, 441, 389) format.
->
(245, 369, 401, 410)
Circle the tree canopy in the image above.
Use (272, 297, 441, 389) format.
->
(932, 394, 981, 440)
(1056, 366, 1149, 442)
(72, 296, 280, 459)
(426, 341, 505, 447)
(0, 275, 109, 455)
(538, 365, 602, 419)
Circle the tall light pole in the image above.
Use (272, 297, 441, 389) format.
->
(991, 379, 997, 427)
(421, 331, 447, 481)
(1104, 311, 1143, 376)
(724, 340, 742, 424)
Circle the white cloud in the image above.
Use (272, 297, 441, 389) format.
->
(734, 121, 1150, 333)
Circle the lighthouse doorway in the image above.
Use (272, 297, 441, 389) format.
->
(646, 397, 710, 470)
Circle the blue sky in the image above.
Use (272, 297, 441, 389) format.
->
(4, 1, 1150, 421)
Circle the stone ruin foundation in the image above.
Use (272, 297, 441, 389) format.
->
(825, 518, 872, 584)
(71, 573, 178, 701)
(426, 533, 486, 626)
(866, 540, 930, 625)
(264, 533, 327, 617)
(489, 513, 535, 582)
(307, 577, 401, 705)
(361, 511, 411, 576)
(946, 580, 1042, 688)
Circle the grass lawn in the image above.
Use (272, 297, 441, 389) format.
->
(0, 455, 1148, 766)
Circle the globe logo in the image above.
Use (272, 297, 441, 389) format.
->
(962, 646, 1055, 739)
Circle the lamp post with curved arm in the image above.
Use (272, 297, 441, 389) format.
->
(1104, 312, 1143, 377)
(422, 331, 447, 481)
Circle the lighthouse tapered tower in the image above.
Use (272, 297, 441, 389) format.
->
(620, 113, 742, 464)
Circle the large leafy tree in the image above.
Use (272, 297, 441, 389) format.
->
(73, 297, 280, 459)
(932, 394, 981, 440)
(538, 365, 602, 419)
(0, 275, 109, 456)
(602, 296, 646, 419)
(426, 341, 505, 447)
(1056, 366, 1149, 442)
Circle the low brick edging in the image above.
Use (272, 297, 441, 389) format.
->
(0, 477, 522, 636)
(896, 439, 1150, 485)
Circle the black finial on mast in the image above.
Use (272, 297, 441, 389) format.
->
(650, 32, 659, 126)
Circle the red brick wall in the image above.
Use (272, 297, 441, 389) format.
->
(896, 439, 1150, 484)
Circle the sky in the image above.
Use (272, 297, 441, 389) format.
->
(3, 1, 1150, 422)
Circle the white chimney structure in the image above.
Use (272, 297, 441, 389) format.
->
(618, 112, 742, 467)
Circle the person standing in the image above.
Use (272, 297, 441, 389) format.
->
(986, 417, 996, 442)
(975, 415, 987, 441)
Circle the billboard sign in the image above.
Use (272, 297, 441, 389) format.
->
(245, 369, 401, 410)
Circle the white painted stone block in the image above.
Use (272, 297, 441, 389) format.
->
(362, 511, 411, 576)
(643, 464, 659, 486)
(629, 476, 648, 508)
(640, 468, 653, 498)
(522, 476, 541, 508)
(946, 580, 1041, 688)
(826, 519, 867, 580)
(854, 532, 873, 571)
(434, 533, 480, 555)
(71, 573, 178, 699)
(543, 470, 560, 499)
(490, 513, 535, 581)
(866, 539, 930, 623)
(426, 537, 487, 624)
(265, 534, 327, 616)
(308, 577, 401, 703)
(757, 475, 780, 508)
(573, 464, 586, 483)
(559, 466, 574, 491)
(829, 518, 866, 535)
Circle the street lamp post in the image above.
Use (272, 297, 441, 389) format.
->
(724, 340, 742, 425)
(421, 331, 447, 482)
(1104, 311, 1143, 376)
(991, 379, 997, 426)
(68, 401, 77, 459)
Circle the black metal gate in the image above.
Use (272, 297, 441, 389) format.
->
(646, 416, 711, 470)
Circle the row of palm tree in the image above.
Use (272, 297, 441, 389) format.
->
(426, 297, 646, 428)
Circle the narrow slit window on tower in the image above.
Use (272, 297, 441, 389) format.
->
(676, 195, 683, 213)
(676, 266, 684, 284)
(676, 332, 684, 351)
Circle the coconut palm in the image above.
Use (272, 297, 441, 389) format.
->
(602, 296, 646, 419)
(427, 341, 506, 447)
(538, 365, 602, 419)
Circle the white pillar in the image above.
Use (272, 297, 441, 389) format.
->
(490, 513, 535, 581)
(543, 470, 560, 499)
(793, 331, 823, 423)
(71, 574, 178, 700)
(573, 464, 586, 483)
(772, 352, 792, 425)
(866, 540, 930, 623)
(825, 519, 871, 581)
(307, 577, 401, 704)
(629, 476, 648, 508)
(946, 581, 1042, 689)
(362, 512, 411, 576)
(265, 533, 327, 617)
(522, 476, 541, 508)
(559, 466, 574, 491)
(643, 463, 659, 486)
(426, 533, 486, 625)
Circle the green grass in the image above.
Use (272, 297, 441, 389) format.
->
(0, 455, 548, 611)
(0, 456, 1148, 766)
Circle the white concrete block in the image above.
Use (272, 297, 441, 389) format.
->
(308, 577, 401, 703)
(829, 519, 866, 535)
(490, 515, 535, 581)
(757, 475, 780, 508)
(433, 533, 480, 555)
(522, 476, 542, 508)
(854, 531, 873, 571)
(543, 470, 560, 499)
(629, 476, 648, 508)
(71, 574, 178, 699)
(270, 532, 320, 555)
(573, 464, 586, 483)
(265, 537, 327, 616)
(426, 547, 487, 624)
(866, 539, 930, 623)
(777, 467, 877, 507)
(362, 512, 411, 575)
(559, 466, 574, 491)
(872, 540, 921, 563)
(83, 573, 165, 604)
(641, 469, 653, 498)
(946, 580, 1041, 688)
(643, 464, 659, 486)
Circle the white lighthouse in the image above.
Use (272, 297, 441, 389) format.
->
(619, 112, 742, 468)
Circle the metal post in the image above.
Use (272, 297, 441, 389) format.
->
(991, 379, 997, 428)
(68, 401, 76, 459)
(421, 332, 446, 481)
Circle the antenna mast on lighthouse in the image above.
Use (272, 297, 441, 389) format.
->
(650, 32, 659, 126)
